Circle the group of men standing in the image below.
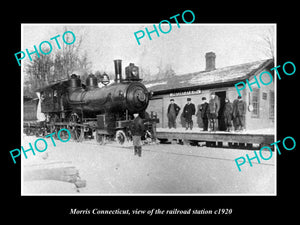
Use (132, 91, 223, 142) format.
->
(167, 97, 196, 130)
(167, 93, 247, 132)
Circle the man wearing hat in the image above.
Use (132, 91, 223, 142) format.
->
(182, 98, 196, 130)
(167, 99, 181, 129)
(232, 95, 246, 131)
(131, 112, 145, 157)
(223, 98, 233, 132)
(208, 92, 220, 131)
(199, 97, 209, 131)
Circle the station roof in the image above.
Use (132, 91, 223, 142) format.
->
(143, 58, 273, 94)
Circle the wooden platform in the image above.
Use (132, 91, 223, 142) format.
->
(156, 129, 275, 148)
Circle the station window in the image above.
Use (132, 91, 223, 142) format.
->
(269, 91, 275, 119)
(251, 88, 260, 118)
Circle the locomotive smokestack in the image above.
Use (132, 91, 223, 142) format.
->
(114, 59, 122, 83)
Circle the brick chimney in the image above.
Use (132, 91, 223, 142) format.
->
(205, 52, 216, 71)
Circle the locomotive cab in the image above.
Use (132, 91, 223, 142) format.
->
(37, 80, 70, 121)
(40, 87, 63, 113)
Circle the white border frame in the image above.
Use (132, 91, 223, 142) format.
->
(21, 23, 277, 196)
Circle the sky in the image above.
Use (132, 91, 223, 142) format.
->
(22, 23, 275, 76)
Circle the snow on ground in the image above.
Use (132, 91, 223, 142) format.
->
(21, 135, 275, 195)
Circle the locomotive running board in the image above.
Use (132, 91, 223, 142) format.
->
(50, 121, 97, 128)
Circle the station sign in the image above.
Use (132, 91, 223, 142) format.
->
(169, 89, 202, 97)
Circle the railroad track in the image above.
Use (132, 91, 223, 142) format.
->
(72, 139, 274, 166)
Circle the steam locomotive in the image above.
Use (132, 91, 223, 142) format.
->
(23, 60, 158, 145)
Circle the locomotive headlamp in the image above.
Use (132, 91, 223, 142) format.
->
(125, 63, 140, 81)
(131, 68, 138, 77)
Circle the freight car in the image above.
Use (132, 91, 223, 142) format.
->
(23, 59, 159, 145)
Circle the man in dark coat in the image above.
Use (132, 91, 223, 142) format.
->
(199, 97, 209, 131)
(167, 99, 181, 129)
(182, 98, 196, 130)
(131, 112, 145, 157)
(196, 104, 203, 128)
(208, 92, 220, 131)
(223, 98, 233, 132)
(232, 95, 246, 131)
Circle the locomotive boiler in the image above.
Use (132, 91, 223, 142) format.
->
(68, 59, 149, 116)
(24, 59, 158, 145)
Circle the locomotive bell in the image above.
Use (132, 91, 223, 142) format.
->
(114, 59, 122, 83)
(101, 72, 110, 86)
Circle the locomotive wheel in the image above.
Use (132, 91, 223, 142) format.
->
(24, 127, 30, 136)
(68, 113, 84, 142)
(34, 129, 41, 137)
(143, 130, 153, 144)
(49, 114, 60, 139)
(115, 130, 129, 146)
(59, 126, 71, 141)
(96, 130, 107, 145)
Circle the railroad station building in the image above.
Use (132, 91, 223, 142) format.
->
(143, 52, 275, 131)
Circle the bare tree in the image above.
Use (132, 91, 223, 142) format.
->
(140, 66, 151, 81)
(24, 47, 53, 90)
(154, 59, 176, 80)
(164, 63, 176, 78)
(60, 26, 83, 78)
(258, 27, 275, 59)
(24, 25, 92, 96)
